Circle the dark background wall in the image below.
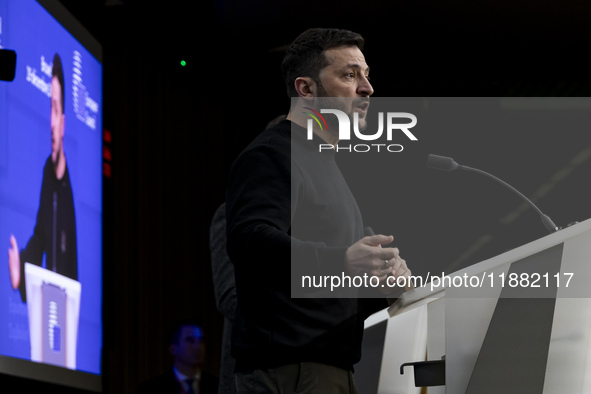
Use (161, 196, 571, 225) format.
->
(6, 0, 591, 392)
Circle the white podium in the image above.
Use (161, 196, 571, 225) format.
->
(24, 263, 81, 369)
(358, 218, 591, 393)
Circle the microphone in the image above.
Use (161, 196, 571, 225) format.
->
(426, 154, 559, 233)
(0, 49, 17, 82)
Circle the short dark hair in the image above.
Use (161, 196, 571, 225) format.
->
(169, 320, 203, 345)
(281, 28, 365, 98)
(52, 53, 65, 114)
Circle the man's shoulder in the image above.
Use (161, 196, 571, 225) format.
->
(244, 119, 292, 153)
(232, 120, 293, 169)
(42, 156, 53, 177)
(201, 371, 220, 394)
(137, 369, 178, 393)
(41, 156, 71, 185)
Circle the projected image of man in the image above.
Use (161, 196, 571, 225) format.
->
(8, 53, 77, 302)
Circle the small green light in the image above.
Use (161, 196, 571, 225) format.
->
(180, 60, 187, 67)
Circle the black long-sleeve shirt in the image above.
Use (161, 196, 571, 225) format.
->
(19, 156, 77, 302)
(226, 119, 385, 372)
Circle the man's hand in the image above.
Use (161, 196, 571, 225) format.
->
(8, 235, 20, 290)
(388, 252, 412, 291)
(345, 234, 398, 280)
(345, 234, 412, 294)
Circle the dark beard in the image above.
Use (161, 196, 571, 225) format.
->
(313, 80, 368, 132)
(314, 80, 340, 132)
(315, 78, 328, 98)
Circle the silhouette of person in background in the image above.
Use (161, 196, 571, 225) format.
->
(209, 115, 286, 394)
(138, 321, 218, 394)
(210, 203, 237, 394)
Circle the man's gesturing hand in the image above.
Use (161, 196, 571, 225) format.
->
(345, 235, 395, 279)
(8, 235, 21, 290)
(345, 234, 411, 293)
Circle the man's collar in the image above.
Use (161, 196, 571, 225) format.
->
(172, 365, 201, 381)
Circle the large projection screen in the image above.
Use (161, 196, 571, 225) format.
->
(0, 0, 102, 391)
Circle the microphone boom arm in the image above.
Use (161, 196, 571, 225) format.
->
(459, 165, 559, 233)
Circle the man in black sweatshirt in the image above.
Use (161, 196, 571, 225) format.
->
(8, 53, 77, 303)
(226, 28, 411, 393)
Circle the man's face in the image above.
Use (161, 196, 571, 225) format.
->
(50, 76, 64, 164)
(170, 325, 205, 368)
(315, 46, 373, 130)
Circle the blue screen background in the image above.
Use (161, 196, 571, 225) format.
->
(0, 0, 102, 375)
